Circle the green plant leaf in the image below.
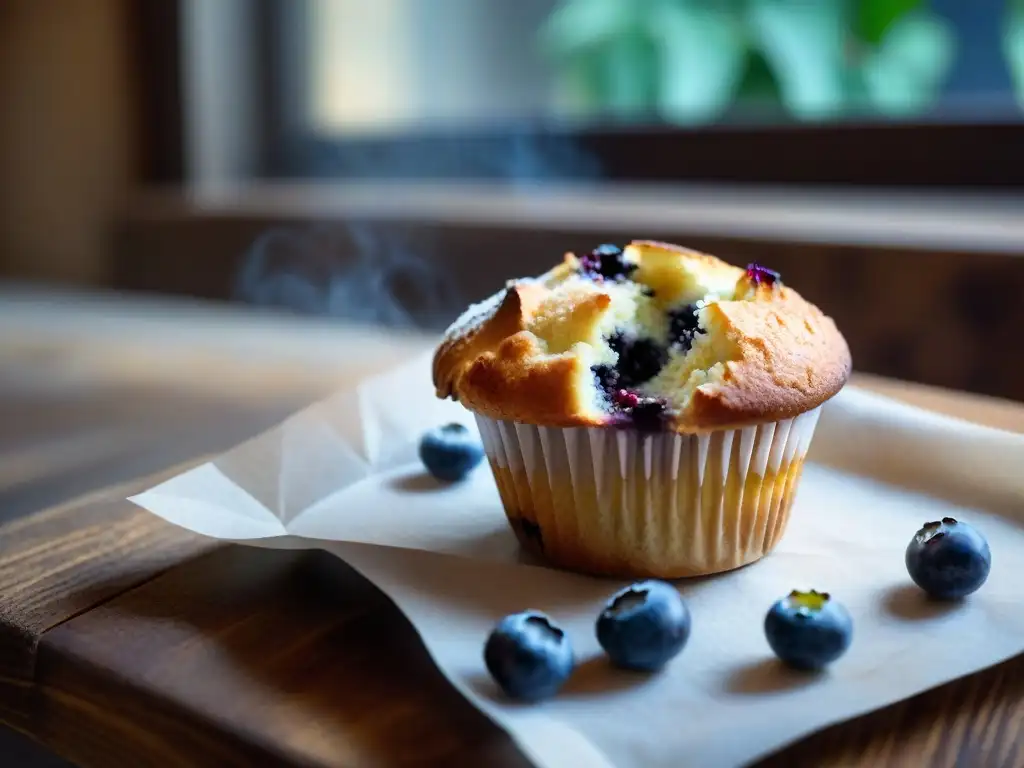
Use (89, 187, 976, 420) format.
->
(1005, 0, 1024, 108)
(552, 56, 608, 115)
(649, 3, 748, 123)
(857, 0, 920, 45)
(747, 0, 850, 120)
(600, 32, 661, 117)
(862, 10, 955, 116)
(736, 48, 784, 106)
(539, 0, 636, 58)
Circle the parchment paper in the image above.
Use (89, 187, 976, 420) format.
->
(130, 352, 1024, 768)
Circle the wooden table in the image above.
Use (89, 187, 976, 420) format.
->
(3, 287, 1024, 768)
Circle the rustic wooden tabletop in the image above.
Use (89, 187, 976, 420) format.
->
(3, 288, 1024, 768)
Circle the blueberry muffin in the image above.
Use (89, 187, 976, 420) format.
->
(433, 241, 851, 578)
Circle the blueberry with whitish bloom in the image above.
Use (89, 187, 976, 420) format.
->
(596, 580, 691, 671)
(764, 589, 852, 671)
(483, 611, 574, 701)
(906, 517, 991, 600)
(418, 423, 484, 482)
(578, 243, 637, 281)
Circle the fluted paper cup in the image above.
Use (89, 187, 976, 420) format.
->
(474, 408, 822, 579)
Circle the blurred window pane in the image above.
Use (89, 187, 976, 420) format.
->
(301, 0, 1022, 135)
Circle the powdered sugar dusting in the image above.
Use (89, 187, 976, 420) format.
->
(441, 286, 508, 344)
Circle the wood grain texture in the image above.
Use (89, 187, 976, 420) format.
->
(0, 476, 215, 736)
(35, 543, 529, 768)
(755, 656, 1024, 768)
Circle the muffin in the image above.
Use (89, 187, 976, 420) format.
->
(433, 241, 851, 578)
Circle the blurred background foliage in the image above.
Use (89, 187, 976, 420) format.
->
(542, 0, 1022, 123)
(1009, 0, 1024, 107)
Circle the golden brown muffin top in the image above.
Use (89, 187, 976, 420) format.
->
(433, 241, 851, 433)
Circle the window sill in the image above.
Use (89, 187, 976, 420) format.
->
(127, 180, 1024, 254)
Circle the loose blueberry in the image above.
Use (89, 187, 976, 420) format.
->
(608, 333, 667, 388)
(667, 304, 701, 352)
(764, 590, 852, 671)
(579, 244, 637, 281)
(483, 611, 574, 701)
(418, 423, 484, 482)
(746, 263, 781, 287)
(596, 581, 691, 672)
(906, 517, 991, 600)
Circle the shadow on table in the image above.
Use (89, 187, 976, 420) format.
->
(0, 726, 73, 768)
(466, 653, 655, 707)
(881, 584, 968, 622)
(724, 658, 826, 696)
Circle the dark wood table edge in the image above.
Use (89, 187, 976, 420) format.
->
(0, 466, 218, 731)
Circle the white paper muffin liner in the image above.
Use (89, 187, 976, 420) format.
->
(474, 408, 822, 578)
